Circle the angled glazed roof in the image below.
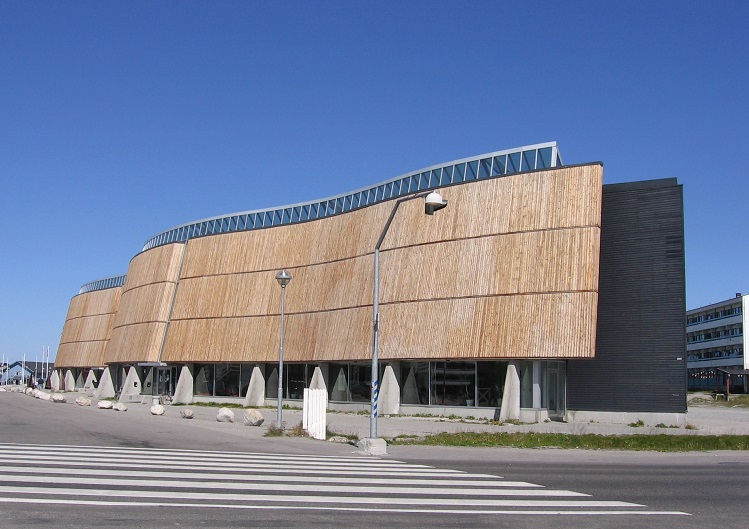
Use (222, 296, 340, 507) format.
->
(78, 274, 127, 295)
(141, 141, 562, 252)
(78, 142, 562, 294)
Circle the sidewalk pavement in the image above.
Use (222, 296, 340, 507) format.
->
(5, 387, 749, 441)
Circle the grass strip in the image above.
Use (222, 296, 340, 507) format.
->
(388, 432, 749, 451)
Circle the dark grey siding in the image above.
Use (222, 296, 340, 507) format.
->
(567, 178, 687, 413)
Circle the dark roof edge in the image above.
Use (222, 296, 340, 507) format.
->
(603, 177, 679, 193)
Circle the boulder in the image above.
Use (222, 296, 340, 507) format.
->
(51, 393, 66, 403)
(97, 400, 113, 409)
(216, 407, 235, 423)
(150, 404, 165, 416)
(112, 402, 128, 412)
(243, 409, 265, 426)
(75, 396, 92, 406)
(180, 409, 194, 419)
(39, 392, 52, 401)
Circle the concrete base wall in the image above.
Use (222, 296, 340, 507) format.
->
(567, 410, 687, 427)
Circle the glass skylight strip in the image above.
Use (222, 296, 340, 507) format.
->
(78, 274, 127, 295)
(141, 142, 561, 252)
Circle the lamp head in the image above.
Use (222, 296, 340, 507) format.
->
(424, 191, 448, 215)
(275, 269, 292, 287)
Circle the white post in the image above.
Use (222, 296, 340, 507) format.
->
(303, 388, 327, 440)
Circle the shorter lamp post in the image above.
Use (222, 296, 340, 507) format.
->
(275, 269, 292, 427)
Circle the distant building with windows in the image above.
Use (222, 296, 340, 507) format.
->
(687, 294, 748, 393)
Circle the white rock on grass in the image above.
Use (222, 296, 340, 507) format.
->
(180, 409, 194, 419)
(150, 404, 165, 416)
(75, 396, 92, 406)
(97, 400, 113, 409)
(51, 393, 66, 403)
(243, 409, 264, 426)
(112, 402, 128, 412)
(216, 407, 235, 423)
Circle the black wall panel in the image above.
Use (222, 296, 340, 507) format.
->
(567, 178, 687, 413)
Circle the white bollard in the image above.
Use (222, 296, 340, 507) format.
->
(303, 388, 327, 440)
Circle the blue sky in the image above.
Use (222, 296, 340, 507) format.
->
(1, 1, 746, 362)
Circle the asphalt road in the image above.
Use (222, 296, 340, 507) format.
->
(2, 390, 748, 529)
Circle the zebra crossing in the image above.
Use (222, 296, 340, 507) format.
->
(0, 443, 688, 516)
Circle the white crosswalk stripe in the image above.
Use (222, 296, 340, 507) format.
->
(0, 443, 689, 516)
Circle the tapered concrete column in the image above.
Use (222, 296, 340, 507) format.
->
(75, 371, 85, 390)
(49, 370, 61, 391)
(83, 370, 98, 394)
(499, 361, 520, 421)
(379, 365, 400, 415)
(119, 366, 142, 402)
(309, 366, 327, 391)
(64, 370, 76, 392)
(243, 366, 265, 407)
(172, 364, 194, 404)
(93, 367, 115, 400)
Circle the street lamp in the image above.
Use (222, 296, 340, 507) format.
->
(275, 269, 292, 428)
(370, 190, 448, 439)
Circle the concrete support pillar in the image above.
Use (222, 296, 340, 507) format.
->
(243, 366, 266, 407)
(75, 370, 84, 390)
(49, 370, 61, 391)
(379, 365, 400, 415)
(172, 364, 194, 404)
(309, 366, 327, 391)
(499, 361, 520, 421)
(83, 370, 98, 394)
(142, 367, 155, 396)
(317, 363, 330, 394)
(532, 360, 542, 409)
(119, 366, 142, 402)
(64, 370, 76, 392)
(93, 367, 115, 400)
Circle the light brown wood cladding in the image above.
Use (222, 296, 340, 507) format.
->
(159, 164, 602, 363)
(55, 288, 121, 368)
(103, 243, 184, 364)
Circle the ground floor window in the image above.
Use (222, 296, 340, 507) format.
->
(328, 362, 371, 402)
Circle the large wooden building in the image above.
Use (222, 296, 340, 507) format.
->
(52, 142, 687, 423)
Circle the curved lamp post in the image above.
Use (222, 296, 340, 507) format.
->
(370, 190, 447, 439)
(275, 269, 292, 427)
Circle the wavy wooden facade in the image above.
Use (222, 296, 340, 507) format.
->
(55, 287, 122, 367)
(58, 163, 603, 367)
(103, 243, 185, 364)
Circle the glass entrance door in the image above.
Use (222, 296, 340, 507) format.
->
(155, 366, 178, 397)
